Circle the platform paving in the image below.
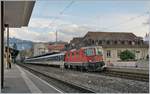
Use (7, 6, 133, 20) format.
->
(1, 63, 63, 93)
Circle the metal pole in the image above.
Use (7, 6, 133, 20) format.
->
(7, 25, 9, 51)
(148, 13, 150, 87)
(56, 30, 57, 44)
(1, 1, 4, 89)
(0, 1, 1, 91)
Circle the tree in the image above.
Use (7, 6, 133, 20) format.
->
(120, 50, 135, 61)
(13, 43, 17, 50)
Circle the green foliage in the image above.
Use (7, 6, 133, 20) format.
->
(120, 50, 135, 61)
(13, 43, 17, 50)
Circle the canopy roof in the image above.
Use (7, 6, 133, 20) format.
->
(4, 1, 35, 28)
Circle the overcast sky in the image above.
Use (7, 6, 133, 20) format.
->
(9, 0, 150, 42)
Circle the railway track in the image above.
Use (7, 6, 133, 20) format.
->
(22, 63, 149, 82)
(17, 63, 95, 93)
(24, 63, 149, 82)
(25, 63, 149, 82)
(101, 70, 149, 82)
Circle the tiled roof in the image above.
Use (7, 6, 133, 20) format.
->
(69, 31, 148, 48)
(83, 31, 140, 41)
(48, 44, 65, 50)
(70, 37, 83, 44)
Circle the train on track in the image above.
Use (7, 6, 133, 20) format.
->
(25, 46, 106, 71)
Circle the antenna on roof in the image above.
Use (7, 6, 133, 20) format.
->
(56, 30, 58, 44)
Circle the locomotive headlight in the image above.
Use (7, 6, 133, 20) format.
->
(89, 60, 92, 62)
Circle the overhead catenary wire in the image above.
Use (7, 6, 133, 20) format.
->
(117, 24, 148, 32)
(48, 0, 74, 43)
(101, 11, 149, 31)
(49, 0, 74, 27)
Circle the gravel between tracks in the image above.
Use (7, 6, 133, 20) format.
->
(23, 64, 149, 93)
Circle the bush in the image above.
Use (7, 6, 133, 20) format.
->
(120, 50, 135, 61)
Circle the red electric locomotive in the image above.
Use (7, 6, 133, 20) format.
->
(64, 46, 106, 71)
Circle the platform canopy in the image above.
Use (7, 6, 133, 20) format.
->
(4, 1, 35, 28)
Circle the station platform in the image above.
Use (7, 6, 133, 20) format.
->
(1, 63, 63, 93)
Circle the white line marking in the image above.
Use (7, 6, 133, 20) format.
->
(19, 65, 63, 93)
(16, 65, 42, 93)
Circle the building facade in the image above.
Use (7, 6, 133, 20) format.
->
(48, 44, 66, 53)
(32, 42, 49, 56)
(69, 32, 149, 63)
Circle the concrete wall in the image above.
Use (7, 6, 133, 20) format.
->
(137, 60, 149, 68)
(103, 47, 149, 63)
(108, 61, 137, 67)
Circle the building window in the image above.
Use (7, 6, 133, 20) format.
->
(136, 51, 140, 53)
(121, 41, 125, 44)
(98, 40, 102, 45)
(114, 41, 118, 44)
(106, 50, 111, 58)
(132, 41, 135, 45)
(129, 41, 132, 45)
(107, 40, 110, 45)
(137, 41, 140, 45)
(95, 40, 98, 45)
(4, 54, 6, 58)
(92, 40, 95, 45)
(117, 50, 121, 57)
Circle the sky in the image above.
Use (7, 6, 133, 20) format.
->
(9, 0, 150, 42)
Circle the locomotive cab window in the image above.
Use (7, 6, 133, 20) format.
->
(84, 48, 95, 56)
(96, 48, 103, 55)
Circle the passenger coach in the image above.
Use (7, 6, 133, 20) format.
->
(25, 52, 65, 66)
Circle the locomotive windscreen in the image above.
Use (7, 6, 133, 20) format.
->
(84, 48, 95, 56)
(96, 48, 103, 55)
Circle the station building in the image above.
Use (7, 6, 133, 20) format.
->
(48, 44, 66, 53)
(69, 31, 149, 63)
(32, 42, 49, 56)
